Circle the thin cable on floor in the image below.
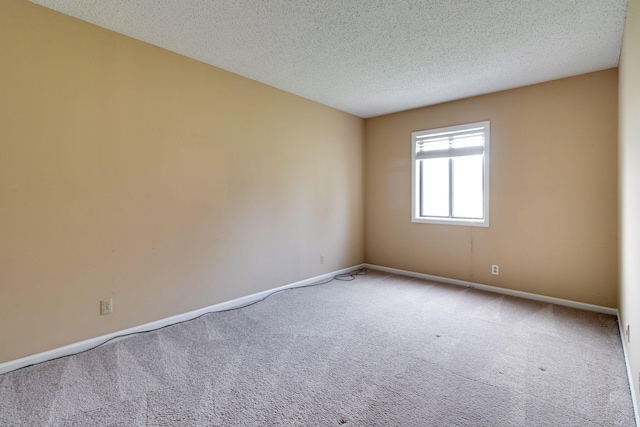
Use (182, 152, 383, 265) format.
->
(11, 267, 368, 373)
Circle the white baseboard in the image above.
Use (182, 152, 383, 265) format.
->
(364, 263, 617, 315)
(618, 313, 640, 427)
(0, 264, 364, 375)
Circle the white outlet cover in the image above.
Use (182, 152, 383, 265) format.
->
(101, 298, 113, 315)
(626, 323, 630, 342)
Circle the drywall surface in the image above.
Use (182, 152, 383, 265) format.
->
(365, 69, 618, 308)
(25, 0, 629, 118)
(0, 0, 364, 363)
(620, 0, 640, 405)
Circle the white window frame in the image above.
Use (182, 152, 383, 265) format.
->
(411, 121, 490, 227)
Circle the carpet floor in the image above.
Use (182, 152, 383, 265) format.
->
(0, 270, 636, 426)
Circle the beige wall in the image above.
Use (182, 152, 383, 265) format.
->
(0, 0, 625, 368)
(620, 0, 640, 408)
(365, 70, 618, 307)
(0, 0, 364, 363)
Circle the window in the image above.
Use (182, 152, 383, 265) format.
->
(411, 121, 490, 227)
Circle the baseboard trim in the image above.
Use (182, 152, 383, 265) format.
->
(0, 264, 364, 375)
(618, 312, 640, 427)
(363, 264, 618, 315)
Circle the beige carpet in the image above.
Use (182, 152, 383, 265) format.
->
(0, 270, 635, 426)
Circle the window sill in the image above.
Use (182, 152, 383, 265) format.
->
(411, 217, 489, 227)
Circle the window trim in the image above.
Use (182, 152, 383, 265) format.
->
(411, 121, 490, 227)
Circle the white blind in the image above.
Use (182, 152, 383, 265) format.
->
(415, 126, 485, 160)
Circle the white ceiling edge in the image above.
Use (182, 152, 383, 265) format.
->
(27, 0, 628, 118)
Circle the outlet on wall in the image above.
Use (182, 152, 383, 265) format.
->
(101, 298, 113, 315)
(625, 323, 630, 343)
(491, 265, 499, 275)
(320, 255, 325, 264)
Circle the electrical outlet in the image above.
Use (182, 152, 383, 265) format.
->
(491, 265, 499, 275)
(101, 298, 113, 315)
(320, 255, 325, 264)
(625, 323, 630, 343)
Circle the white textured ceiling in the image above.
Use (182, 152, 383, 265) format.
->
(28, 0, 628, 118)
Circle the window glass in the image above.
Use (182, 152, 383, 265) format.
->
(420, 158, 449, 217)
(452, 155, 483, 219)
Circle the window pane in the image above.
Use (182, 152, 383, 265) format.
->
(452, 155, 483, 219)
(420, 158, 450, 217)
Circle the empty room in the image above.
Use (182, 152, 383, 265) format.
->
(1, 0, 639, 425)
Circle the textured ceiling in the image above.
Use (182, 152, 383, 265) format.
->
(28, 0, 628, 118)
